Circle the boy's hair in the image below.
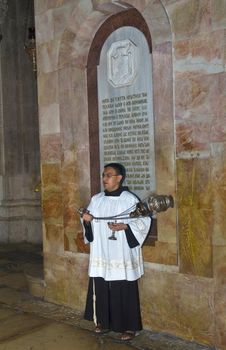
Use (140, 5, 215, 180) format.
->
(104, 163, 126, 184)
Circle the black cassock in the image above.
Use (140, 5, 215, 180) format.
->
(84, 276, 142, 332)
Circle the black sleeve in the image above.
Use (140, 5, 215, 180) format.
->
(125, 225, 140, 248)
(83, 221, 93, 242)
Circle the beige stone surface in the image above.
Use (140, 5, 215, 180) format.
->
(168, 0, 211, 40)
(143, 242, 177, 265)
(212, 0, 226, 28)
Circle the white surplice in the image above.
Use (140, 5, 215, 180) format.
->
(83, 191, 151, 281)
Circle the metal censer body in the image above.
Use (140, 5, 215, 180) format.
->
(129, 194, 174, 217)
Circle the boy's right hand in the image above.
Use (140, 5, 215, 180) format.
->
(83, 212, 93, 222)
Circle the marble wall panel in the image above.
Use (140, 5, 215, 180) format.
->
(153, 42, 173, 124)
(140, 268, 214, 344)
(224, 29, 226, 68)
(34, 0, 46, 15)
(210, 142, 226, 285)
(70, 68, 89, 145)
(92, 1, 131, 14)
(64, 232, 77, 252)
(211, 116, 226, 143)
(66, 253, 89, 310)
(215, 279, 226, 349)
(213, 246, 226, 282)
(60, 109, 76, 151)
(48, 0, 77, 9)
(151, 40, 176, 250)
(212, 196, 226, 247)
(37, 39, 61, 74)
(35, 1, 76, 17)
(58, 67, 77, 150)
(176, 121, 211, 154)
(35, 1, 78, 42)
(53, 4, 76, 39)
(42, 163, 62, 192)
(174, 30, 223, 62)
(175, 72, 219, 122)
(59, 10, 108, 70)
(177, 158, 213, 276)
(61, 150, 78, 179)
(67, 0, 93, 34)
(142, 1, 172, 45)
(44, 253, 69, 305)
(125, 0, 149, 13)
(44, 251, 89, 309)
(44, 223, 64, 254)
(63, 188, 80, 251)
(212, 0, 226, 29)
(143, 242, 177, 265)
(38, 71, 59, 107)
(155, 144, 175, 192)
(35, 9, 55, 44)
(210, 73, 226, 142)
(167, 0, 211, 41)
(174, 30, 225, 74)
(40, 134, 62, 163)
(56, 30, 77, 69)
(71, 10, 107, 46)
(42, 191, 63, 224)
(58, 64, 90, 252)
(177, 157, 212, 209)
(157, 209, 177, 244)
(58, 65, 90, 205)
(62, 183, 78, 216)
(178, 206, 213, 277)
(75, 231, 90, 254)
(39, 103, 60, 135)
(41, 163, 63, 226)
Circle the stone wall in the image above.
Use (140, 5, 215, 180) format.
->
(0, 0, 42, 243)
(35, 1, 226, 349)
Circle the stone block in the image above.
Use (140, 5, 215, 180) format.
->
(140, 269, 215, 345)
(178, 206, 213, 277)
(169, 0, 211, 40)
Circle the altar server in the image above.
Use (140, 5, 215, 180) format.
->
(81, 163, 151, 341)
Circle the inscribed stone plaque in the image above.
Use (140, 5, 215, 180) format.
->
(98, 26, 155, 200)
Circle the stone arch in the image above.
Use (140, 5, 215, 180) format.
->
(58, 0, 176, 264)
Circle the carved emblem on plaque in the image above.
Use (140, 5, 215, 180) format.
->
(107, 40, 138, 87)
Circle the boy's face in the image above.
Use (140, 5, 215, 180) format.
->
(102, 167, 122, 192)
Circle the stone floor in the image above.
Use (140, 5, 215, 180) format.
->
(0, 243, 217, 350)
